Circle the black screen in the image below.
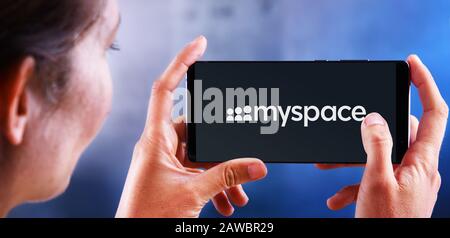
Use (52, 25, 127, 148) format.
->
(188, 61, 409, 163)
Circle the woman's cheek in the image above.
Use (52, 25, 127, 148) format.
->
(69, 58, 112, 146)
(103, 62, 113, 118)
(87, 61, 113, 135)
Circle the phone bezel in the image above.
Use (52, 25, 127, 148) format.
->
(187, 60, 410, 164)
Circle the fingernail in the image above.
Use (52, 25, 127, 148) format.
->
(229, 207, 235, 215)
(189, 36, 206, 57)
(247, 162, 266, 180)
(191, 35, 205, 44)
(242, 193, 249, 204)
(364, 113, 385, 126)
(413, 54, 422, 64)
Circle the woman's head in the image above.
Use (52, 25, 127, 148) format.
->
(0, 0, 119, 206)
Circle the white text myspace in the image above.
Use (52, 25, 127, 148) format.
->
(173, 80, 367, 134)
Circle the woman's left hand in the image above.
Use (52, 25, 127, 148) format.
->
(116, 36, 267, 218)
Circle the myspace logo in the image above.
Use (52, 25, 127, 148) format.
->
(226, 106, 253, 122)
(173, 80, 368, 135)
(225, 105, 366, 127)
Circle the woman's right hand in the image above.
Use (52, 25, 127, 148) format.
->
(317, 55, 448, 217)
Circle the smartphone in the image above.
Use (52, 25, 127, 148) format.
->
(187, 60, 410, 163)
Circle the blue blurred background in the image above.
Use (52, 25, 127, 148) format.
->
(9, 0, 450, 217)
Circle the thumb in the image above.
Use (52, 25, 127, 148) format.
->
(192, 158, 267, 201)
(361, 113, 395, 182)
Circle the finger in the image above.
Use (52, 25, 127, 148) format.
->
(393, 164, 400, 171)
(408, 55, 448, 157)
(175, 141, 187, 163)
(172, 136, 218, 168)
(327, 184, 359, 210)
(315, 164, 364, 170)
(172, 116, 224, 168)
(211, 191, 234, 217)
(173, 116, 188, 165)
(147, 36, 207, 123)
(175, 143, 221, 170)
(184, 167, 203, 174)
(225, 185, 249, 207)
(315, 114, 410, 172)
(361, 113, 396, 183)
(175, 143, 223, 172)
(316, 164, 400, 172)
(161, 36, 207, 91)
(192, 158, 267, 201)
(410, 115, 419, 144)
(173, 116, 186, 143)
(182, 158, 220, 169)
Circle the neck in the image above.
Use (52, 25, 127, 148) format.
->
(0, 175, 15, 218)
(0, 149, 21, 217)
(0, 200, 13, 218)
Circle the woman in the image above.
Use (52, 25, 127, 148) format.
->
(0, 0, 447, 218)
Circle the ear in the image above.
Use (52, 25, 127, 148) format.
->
(0, 57, 35, 145)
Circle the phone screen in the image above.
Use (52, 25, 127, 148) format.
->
(187, 61, 409, 163)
